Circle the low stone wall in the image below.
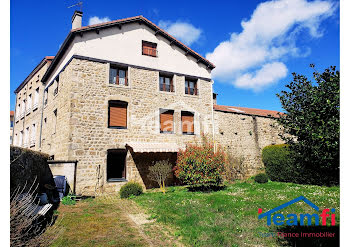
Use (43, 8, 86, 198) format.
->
(10, 146, 56, 195)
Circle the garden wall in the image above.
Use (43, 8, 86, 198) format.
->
(214, 111, 284, 178)
(10, 146, 56, 195)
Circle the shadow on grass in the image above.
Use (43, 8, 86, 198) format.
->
(276, 225, 339, 247)
(187, 185, 226, 192)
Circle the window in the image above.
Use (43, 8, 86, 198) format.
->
(30, 123, 36, 146)
(16, 104, 20, 120)
(24, 127, 29, 147)
(44, 90, 48, 105)
(160, 109, 174, 134)
(54, 76, 59, 96)
(142, 41, 157, 57)
(53, 109, 57, 134)
(26, 94, 32, 114)
(159, 75, 174, 92)
(19, 131, 23, 147)
(107, 149, 127, 181)
(185, 79, 198, 95)
(109, 65, 128, 86)
(21, 100, 26, 118)
(181, 111, 195, 135)
(108, 101, 127, 128)
(33, 88, 39, 110)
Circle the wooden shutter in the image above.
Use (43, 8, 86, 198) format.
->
(182, 112, 194, 133)
(143, 41, 157, 56)
(160, 110, 173, 132)
(109, 103, 127, 128)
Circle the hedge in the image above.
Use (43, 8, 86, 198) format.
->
(262, 144, 296, 183)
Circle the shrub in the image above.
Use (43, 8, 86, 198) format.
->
(174, 136, 226, 188)
(224, 154, 245, 182)
(262, 144, 296, 183)
(148, 160, 173, 194)
(61, 194, 76, 205)
(254, 173, 268, 183)
(120, 182, 143, 199)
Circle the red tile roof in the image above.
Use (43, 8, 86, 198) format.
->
(213, 105, 283, 118)
(10, 111, 14, 116)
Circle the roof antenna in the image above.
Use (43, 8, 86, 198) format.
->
(68, 1, 83, 12)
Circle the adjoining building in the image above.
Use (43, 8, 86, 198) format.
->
(12, 12, 284, 194)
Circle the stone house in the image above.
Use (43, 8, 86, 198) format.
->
(12, 12, 283, 195)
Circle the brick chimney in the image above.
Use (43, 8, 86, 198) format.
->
(71, 10, 83, 30)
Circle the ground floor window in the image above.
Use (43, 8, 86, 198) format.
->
(107, 149, 127, 181)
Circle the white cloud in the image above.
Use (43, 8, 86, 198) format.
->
(206, 0, 336, 91)
(159, 20, 202, 46)
(235, 62, 288, 91)
(88, 16, 111, 25)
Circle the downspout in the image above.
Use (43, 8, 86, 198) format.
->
(38, 86, 46, 149)
(210, 79, 216, 151)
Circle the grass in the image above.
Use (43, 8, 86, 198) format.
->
(45, 181, 339, 247)
(133, 181, 340, 247)
(48, 197, 147, 247)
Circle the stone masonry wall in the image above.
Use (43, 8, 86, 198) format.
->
(65, 58, 214, 195)
(214, 110, 284, 178)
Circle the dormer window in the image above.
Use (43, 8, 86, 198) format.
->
(109, 65, 128, 86)
(142, 41, 157, 57)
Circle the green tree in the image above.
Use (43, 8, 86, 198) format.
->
(276, 65, 339, 185)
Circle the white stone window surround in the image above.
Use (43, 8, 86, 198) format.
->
(33, 87, 39, 110)
(30, 123, 36, 147)
(26, 94, 32, 115)
(106, 63, 131, 89)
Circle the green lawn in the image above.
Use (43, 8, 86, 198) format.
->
(133, 181, 340, 247)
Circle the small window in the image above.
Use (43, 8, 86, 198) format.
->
(159, 75, 174, 92)
(109, 65, 128, 86)
(54, 76, 59, 96)
(108, 101, 128, 129)
(160, 109, 174, 134)
(185, 79, 198, 95)
(142, 41, 157, 57)
(53, 109, 57, 134)
(44, 90, 48, 105)
(107, 149, 127, 181)
(181, 111, 194, 135)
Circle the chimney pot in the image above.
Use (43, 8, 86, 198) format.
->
(71, 10, 83, 30)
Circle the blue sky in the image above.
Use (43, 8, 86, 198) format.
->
(10, 0, 339, 112)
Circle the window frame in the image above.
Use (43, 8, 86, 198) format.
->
(142, 40, 158, 57)
(159, 74, 174, 92)
(159, 109, 174, 134)
(106, 149, 127, 182)
(109, 65, 128, 86)
(181, 111, 195, 135)
(108, 100, 128, 129)
(185, 79, 199, 96)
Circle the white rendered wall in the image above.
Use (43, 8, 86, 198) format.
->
(46, 22, 212, 84)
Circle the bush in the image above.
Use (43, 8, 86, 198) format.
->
(148, 160, 173, 194)
(120, 182, 143, 199)
(174, 136, 226, 188)
(61, 194, 76, 205)
(254, 173, 268, 183)
(262, 144, 296, 183)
